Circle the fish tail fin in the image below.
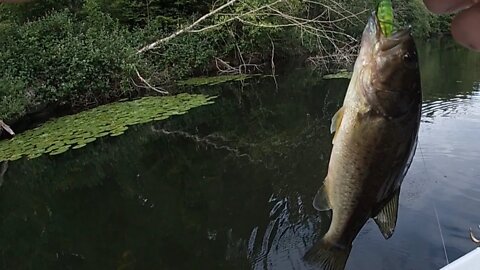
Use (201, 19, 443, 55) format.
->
(303, 239, 351, 270)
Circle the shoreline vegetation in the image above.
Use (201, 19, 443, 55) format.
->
(0, 0, 451, 134)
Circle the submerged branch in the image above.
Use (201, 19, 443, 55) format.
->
(0, 161, 7, 188)
(152, 127, 261, 164)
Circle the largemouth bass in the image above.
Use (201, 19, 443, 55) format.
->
(304, 11, 421, 270)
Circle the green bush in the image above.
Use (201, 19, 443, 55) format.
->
(137, 18, 222, 79)
(0, 0, 83, 22)
(0, 9, 140, 120)
(87, 0, 211, 26)
(0, 0, 453, 122)
(395, 0, 452, 37)
(0, 77, 27, 121)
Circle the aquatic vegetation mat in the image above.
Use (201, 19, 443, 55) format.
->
(176, 74, 251, 86)
(0, 94, 216, 161)
(323, 70, 353, 80)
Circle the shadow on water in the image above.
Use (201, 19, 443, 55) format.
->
(0, 38, 479, 269)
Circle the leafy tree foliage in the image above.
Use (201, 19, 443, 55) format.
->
(0, 0, 451, 122)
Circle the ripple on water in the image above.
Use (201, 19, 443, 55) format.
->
(422, 95, 471, 120)
(248, 196, 322, 270)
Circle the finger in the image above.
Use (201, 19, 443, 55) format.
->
(423, 0, 478, 14)
(451, 3, 480, 51)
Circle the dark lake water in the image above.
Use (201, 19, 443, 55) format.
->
(1, 39, 479, 270)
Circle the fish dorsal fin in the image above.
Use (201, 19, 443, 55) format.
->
(330, 107, 344, 144)
(373, 189, 400, 239)
(313, 182, 332, 212)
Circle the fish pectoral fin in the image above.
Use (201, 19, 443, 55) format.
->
(313, 182, 332, 212)
(330, 107, 344, 144)
(330, 107, 344, 134)
(373, 189, 400, 239)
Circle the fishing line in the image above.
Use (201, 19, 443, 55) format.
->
(433, 201, 449, 265)
(418, 143, 449, 265)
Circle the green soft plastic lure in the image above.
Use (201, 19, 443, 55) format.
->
(377, 0, 394, 37)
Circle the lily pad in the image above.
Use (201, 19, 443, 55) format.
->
(82, 138, 97, 144)
(95, 132, 109, 137)
(49, 146, 71, 156)
(176, 74, 251, 86)
(72, 144, 87, 150)
(27, 153, 43, 159)
(110, 132, 125, 137)
(323, 70, 353, 80)
(9, 155, 22, 161)
(0, 94, 216, 161)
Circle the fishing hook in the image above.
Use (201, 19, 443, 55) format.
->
(469, 225, 480, 244)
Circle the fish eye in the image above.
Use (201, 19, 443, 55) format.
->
(403, 51, 418, 68)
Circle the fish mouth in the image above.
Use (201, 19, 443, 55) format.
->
(365, 11, 413, 52)
(380, 28, 412, 51)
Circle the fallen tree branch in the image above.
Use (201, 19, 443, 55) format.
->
(189, 0, 283, 33)
(215, 57, 263, 75)
(134, 67, 169, 94)
(0, 120, 14, 136)
(136, 0, 363, 82)
(137, 0, 239, 54)
(306, 42, 358, 69)
(269, 36, 278, 90)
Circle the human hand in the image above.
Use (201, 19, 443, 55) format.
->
(423, 0, 480, 51)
